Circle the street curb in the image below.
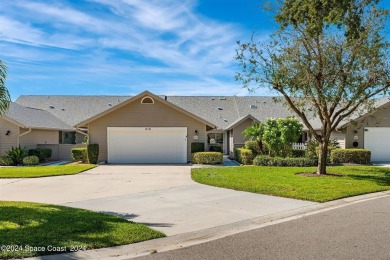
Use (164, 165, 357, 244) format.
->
(30, 190, 390, 260)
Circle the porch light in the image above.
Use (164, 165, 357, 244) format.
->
(193, 130, 198, 140)
(5, 130, 10, 136)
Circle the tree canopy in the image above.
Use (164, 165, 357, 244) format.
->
(236, 0, 390, 174)
(0, 59, 10, 115)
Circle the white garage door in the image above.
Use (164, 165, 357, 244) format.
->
(107, 127, 187, 164)
(364, 127, 390, 162)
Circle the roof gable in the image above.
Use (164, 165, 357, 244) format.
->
(75, 91, 216, 128)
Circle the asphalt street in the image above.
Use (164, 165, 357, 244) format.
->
(136, 195, 390, 260)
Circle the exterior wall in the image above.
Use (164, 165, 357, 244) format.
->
(0, 118, 19, 156)
(345, 105, 390, 149)
(88, 96, 207, 162)
(232, 118, 254, 145)
(330, 131, 346, 149)
(76, 132, 86, 144)
(20, 129, 59, 150)
(37, 144, 86, 161)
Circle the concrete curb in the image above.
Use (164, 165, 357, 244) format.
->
(29, 190, 390, 260)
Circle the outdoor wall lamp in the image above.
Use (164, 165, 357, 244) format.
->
(193, 130, 199, 140)
(5, 130, 10, 136)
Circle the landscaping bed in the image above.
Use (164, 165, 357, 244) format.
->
(191, 166, 390, 202)
(0, 165, 96, 178)
(0, 201, 165, 259)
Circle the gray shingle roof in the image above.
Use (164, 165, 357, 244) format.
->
(15, 95, 131, 127)
(14, 94, 390, 131)
(5, 103, 73, 130)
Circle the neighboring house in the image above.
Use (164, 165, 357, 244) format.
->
(1, 90, 388, 163)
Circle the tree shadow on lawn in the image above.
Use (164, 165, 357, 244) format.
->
(0, 203, 164, 259)
(333, 167, 390, 186)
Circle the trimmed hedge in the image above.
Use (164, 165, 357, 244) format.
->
(23, 155, 40, 166)
(292, 149, 306, 158)
(28, 148, 52, 162)
(87, 144, 99, 164)
(192, 152, 223, 165)
(330, 149, 371, 164)
(209, 145, 223, 153)
(0, 156, 13, 166)
(71, 148, 88, 163)
(191, 142, 205, 153)
(244, 141, 260, 156)
(235, 148, 254, 165)
(253, 155, 318, 167)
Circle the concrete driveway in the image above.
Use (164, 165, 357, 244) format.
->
(0, 165, 316, 236)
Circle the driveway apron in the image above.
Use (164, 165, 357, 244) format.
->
(0, 165, 316, 236)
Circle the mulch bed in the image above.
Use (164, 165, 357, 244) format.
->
(297, 172, 343, 177)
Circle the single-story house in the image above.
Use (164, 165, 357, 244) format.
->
(1, 90, 389, 163)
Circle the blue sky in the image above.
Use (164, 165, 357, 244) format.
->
(1, 1, 388, 100)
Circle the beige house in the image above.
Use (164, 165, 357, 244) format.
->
(2, 91, 389, 163)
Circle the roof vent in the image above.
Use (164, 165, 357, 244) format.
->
(49, 105, 54, 109)
(250, 104, 257, 109)
(61, 108, 65, 111)
(219, 96, 226, 100)
(224, 119, 228, 122)
(108, 103, 112, 106)
(211, 97, 215, 100)
(263, 101, 266, 104)
(217, 107, 223, 110)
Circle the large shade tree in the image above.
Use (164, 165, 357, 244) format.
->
(236, 0, 390, 175)
(0, 59, 10, 115)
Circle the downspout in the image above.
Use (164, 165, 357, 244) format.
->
(75, 128, 89, 145)
(18, 128, 32, 146)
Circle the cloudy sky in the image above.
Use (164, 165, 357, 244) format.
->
(2, 0, 388, 99)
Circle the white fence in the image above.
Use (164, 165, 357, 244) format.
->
(292, 143, 307, 150)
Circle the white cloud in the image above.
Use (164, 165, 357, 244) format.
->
(0, 0, 257, 96)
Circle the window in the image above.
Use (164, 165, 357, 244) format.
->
(141, 96, 154, 104)
(208, 133, 223, 144)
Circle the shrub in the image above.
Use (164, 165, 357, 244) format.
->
(87, 144, 99, 164)
(191, 142, 204, 153)
(23, 155, 39, 166)
(244, 141, 260, 156)
(291, 149, 306, 158)
(28, 148, 52, 162)
(192, 152, 223, 165)
(306, 139, 340, 159)
(0, 156, 13, 166)
(71, 148, 88, 163)
(209, 145, 223, 153)
(330, 149, 371, 164)
(235, 148, 254, 165)
(253, 155, 318, 167)
(6, 146, 27, 165)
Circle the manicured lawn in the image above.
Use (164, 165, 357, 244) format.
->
(0, 165, 96, 178)
(192, 166, 390, 202)
(0, 201, 165, 259)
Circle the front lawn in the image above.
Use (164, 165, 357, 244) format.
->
(0, 201, 165, 259)
(192, 166, 390, 202)
(0, 165, 96, 178)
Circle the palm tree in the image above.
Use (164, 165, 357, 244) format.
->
(0, 59, 10, 115)
(242, 122, 265, 155)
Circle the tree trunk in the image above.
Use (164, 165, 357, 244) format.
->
(257, 140, 264, 155)
(316, 141, 329, 175)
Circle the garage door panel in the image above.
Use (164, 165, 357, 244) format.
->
(364, 127, 390, 162)
(108, 127, 187, 164)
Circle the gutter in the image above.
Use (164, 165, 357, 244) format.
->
(75, 128, 89, 144)
(17, 128, 32, 146)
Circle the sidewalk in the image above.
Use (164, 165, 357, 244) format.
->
(28, 190, 390, 260)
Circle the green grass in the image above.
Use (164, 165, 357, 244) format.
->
(0, 165, 96, 178)
(192, 166, 390, 202)
(0, 201, 165, 259)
